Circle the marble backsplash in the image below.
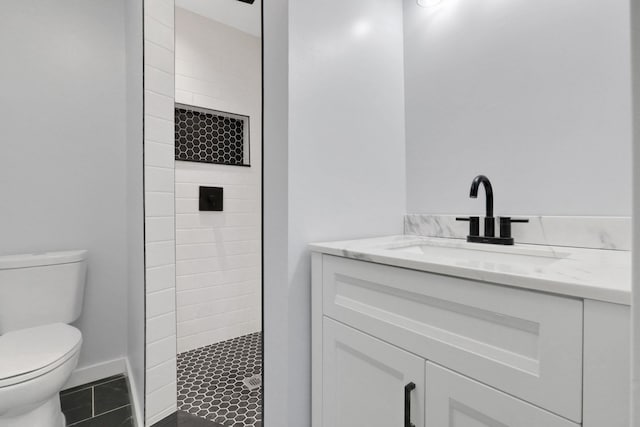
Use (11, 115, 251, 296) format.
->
(404, 214, 631, 251)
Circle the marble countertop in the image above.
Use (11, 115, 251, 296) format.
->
(309, 235, 631, 305)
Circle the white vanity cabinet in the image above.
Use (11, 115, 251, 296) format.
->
(311, 252, 630, 427)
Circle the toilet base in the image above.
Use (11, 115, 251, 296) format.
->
(0, 395, 65, 427)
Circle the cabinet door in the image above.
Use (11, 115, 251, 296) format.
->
(425, 362, 579, 427)
(323, 318, 425, 427)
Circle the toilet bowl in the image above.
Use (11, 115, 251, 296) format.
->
(0, 250, 87, 427)
(0, 323, 82, 427)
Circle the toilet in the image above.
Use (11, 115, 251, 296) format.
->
(0, 250, 88, 427)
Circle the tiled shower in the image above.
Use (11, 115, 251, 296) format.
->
(172, 5, 263, 426)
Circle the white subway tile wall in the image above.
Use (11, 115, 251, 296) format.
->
(144, 0, 177, 424)
(174, 7, 262, 354)
(175, 163, 261, 353)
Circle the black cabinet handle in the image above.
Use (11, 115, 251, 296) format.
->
(404, 382, 416, 427)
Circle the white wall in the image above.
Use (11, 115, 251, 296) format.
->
(143, 0, 178, 424)
(174, 8, 262, 353)
(404, 0, 632, 216)
(0, 0, 129, 376)
(263, 0, 290, 424)
(263, 1, 408, 425)
(630, 0, 640, 423)
(124, 0, 145, 424)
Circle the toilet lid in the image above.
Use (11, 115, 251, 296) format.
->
(0, 323, 82, 382)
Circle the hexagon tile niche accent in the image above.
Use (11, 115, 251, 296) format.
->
(175, 104, 249, 166)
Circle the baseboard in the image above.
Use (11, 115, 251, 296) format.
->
(148, 406, 177, 426)
(126, 358, 145, 427)
(62, 357, 127, 390)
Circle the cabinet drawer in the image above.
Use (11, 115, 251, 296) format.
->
(322, 255, 583, 422)
(425, 362, 579, 427)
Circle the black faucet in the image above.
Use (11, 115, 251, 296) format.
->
(469, 175, 495, 237)
(456, 175, 528, 245)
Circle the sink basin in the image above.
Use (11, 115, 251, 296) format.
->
(385, 239, 570, 267)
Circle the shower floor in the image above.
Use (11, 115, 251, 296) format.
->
(177, 332, 262, 427)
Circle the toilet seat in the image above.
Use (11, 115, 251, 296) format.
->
(0, 323, 82, 388)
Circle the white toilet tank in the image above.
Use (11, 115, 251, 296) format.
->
(0, 250, 88, 334)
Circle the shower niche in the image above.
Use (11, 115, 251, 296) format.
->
(175, 103, 250, 167)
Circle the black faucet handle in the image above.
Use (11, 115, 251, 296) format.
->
(456, 216, 480, 237)
(499, 217, 529, 239)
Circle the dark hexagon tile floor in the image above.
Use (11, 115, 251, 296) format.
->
(177, 332, 262, 427)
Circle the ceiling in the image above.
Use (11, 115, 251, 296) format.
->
(175, 0, 262, 37)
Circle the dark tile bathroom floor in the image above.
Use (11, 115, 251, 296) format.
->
(177, 332, 262, 427)
(60, 374, 134, 426)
